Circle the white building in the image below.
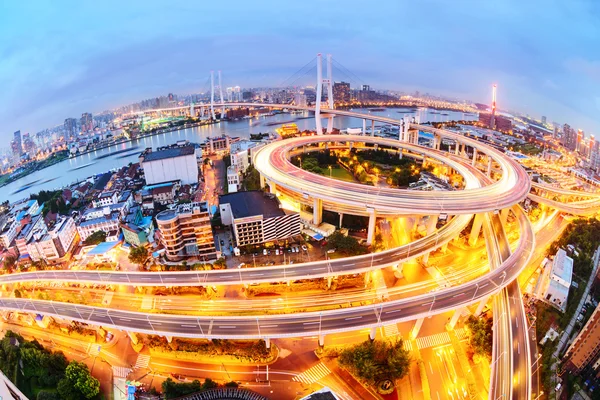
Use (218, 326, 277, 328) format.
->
(77, 212, 121, 242)
(227, 166, 240, 193)
(219, 191, 301, 247)
(27, 217, 78, 262)
(92, 191, 118, 208)
(230, 140, 264, 174)
(140, 144, 199, 185)
(82, 202, 129, 221)
(543, 248, 574, 311)
(0, 219, 18, 248)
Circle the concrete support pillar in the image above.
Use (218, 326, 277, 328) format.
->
(366, 209, 377, 245)
(338, 213, 344, 228)
(268, 181, 276, 195)
(260, 174, 265, 189)
(166, 336, 173, 343)
(364, 271, 371, 287)
(455, 142, 459, 155)
(440, 241, 448, 253)
(487, 157, 493, 176)
(393, 263, 404, 279)
(500, 208, 510, 226)
(326, 117, 333, 134)
(363, 119, 367, 135)
(319, 334, 325, 347)
(369, 327, 376, 341)
(327, 276, 333, 289)
(411, 318, 425, 339)
(265, 337, 271, 349)
(127, 331, 139, 345)
(448, 307, 465, 329)
(371, 120, 375, 137)
(472, 148, 478, 167)
(398, 148, 403, 159)
(422, 251, 432, 265)
(468, 214, 484, 247)
(475, 295, 490, 316)
(426, 215, 439, 235)
(313, 198, 323, 225)
(422, 154, 427, 168)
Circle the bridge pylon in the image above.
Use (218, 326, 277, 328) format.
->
(315, 53, 334, 135)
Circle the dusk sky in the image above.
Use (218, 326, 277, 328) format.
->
(1, 1, 599, 144)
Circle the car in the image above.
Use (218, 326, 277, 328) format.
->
(327, 249, 336, 254)
(275, 249, 279, 255)
(263, 249, 267, 256)
(294, 246, 299, 253)
(220, 240, 224, 246)
(301, 245, 308, 251)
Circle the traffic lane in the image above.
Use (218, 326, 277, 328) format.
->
(0, 214, 471, 287)
(0, 270, 515, 338)
(507, 281, 531, 400)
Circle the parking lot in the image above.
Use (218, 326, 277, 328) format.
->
(227, 240, 328, 268)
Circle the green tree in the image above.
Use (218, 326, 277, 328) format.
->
(83, 230, 107, 246)
(3, 255, 16, 270)
(57, 361, 100, 400)
(128, 246, 148, 265)
(466, 315, 493, 357)
(36, 391, 59, 400)
(338, 339, 411, 385)
(326, 231, 367, 255)
(162, 378, 203, 399)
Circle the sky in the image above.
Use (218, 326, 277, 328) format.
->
(0, 0, 599, 143)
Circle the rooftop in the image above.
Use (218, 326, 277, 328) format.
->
(155, 201, 210, 222)
(141, 145, 195, 162)
(552, 248, 574, 287)
(219, 191, 284, 219)
(79, 212, 120, 227)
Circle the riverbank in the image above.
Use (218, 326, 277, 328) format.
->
(69, 118, 219, 159)
(0, 150, 69, 189)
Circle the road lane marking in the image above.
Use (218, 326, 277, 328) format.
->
(303, 321, 319, 325)
(344, 316, 362, 321)
(180, 324, 197, 328)
(384, 309, 402, 314)
(218, 326, 237, 329)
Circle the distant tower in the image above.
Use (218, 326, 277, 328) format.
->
(490, 84, 497, 130)
(218, 70, 225, 117)
(210, 71, 216, 120)
(190, 102, 195, 118)
(315, 53, 334, 135)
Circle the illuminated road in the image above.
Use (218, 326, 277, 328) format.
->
(0, 204, 534, 340)
(0, 214, 472, 286)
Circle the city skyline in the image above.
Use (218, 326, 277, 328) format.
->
(1, 1, 599, 141)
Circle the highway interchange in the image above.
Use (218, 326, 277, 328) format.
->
(3, 103, 594, 399)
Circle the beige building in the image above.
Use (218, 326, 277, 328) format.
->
(156, 202, 217, 261)
(565, 304, 600, 374)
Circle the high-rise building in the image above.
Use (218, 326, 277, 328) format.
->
(565, 303, 600, 374)
(12, 130, 22, 158)
(64, 118, 77, 139)
(577, 129, 584, 153)
(362, 84, 370, 92)
(294, 93, 307, 107)
(490, 84, 497, 130)
(561, 124, 577, 151)
(156, 201, 217, 261)
(80, 113, 93, 133)
(333, 81, 351, 103)
(590, 136, 600, 172)
(542, 116, 547, 124)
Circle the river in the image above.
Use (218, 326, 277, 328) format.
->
(2, 107, 476, 203)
